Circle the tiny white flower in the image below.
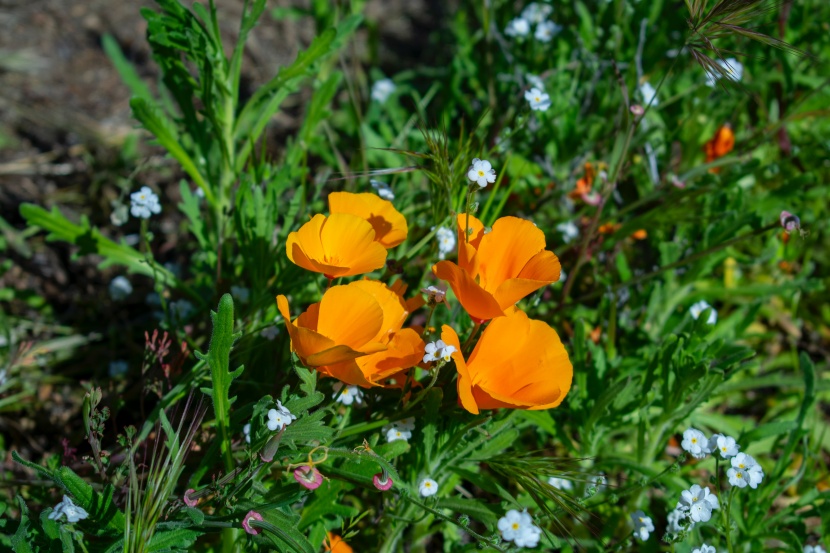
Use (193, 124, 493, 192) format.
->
(505, 17, 531, 38)
(435, 226, 456, 259)
(385, 426, 411, 443)
(709, 434, 740, 458)
(498, 509, 541, 548)
(681, 427, 711, 459)
(423, 286, 446, 303)
(130, 186, 162, 219)
(631, 510, 655, 541)
(534, 20, 561, 42)
(267, 401, 296, 432)
(370, 180, 395, 200)
(516, 523, 542, 548)
(522, 3, 553, 24)
(48, 495, 89, 523)
(392, 417, 415, 432)
(333, 382, 364, 406)
(261, 326, 280, 340)
(243, 423, 251, 444)
(109, 360, 129, 378)
(677, 484, 719, 522)
(690, 300, 717, 324)
(547, 476, 573, 491)
(805, 546, 828, 553)
(371, 79, 396, 103)
(556, 221, 579, 243)
(230, 285, 250, 303)
(419, 477, 439, 497)
(524, 87, 551, 111)
(666, 508, 693, 533)
(693, 546, 717, 553)
(109, 276, 133, 301)
(639, 82, 658, 106)
(729, 453, 763, 489)
(747, 464, 764, 488)
(467, 158, 496, 188)
(423, 340, 457, 364)
(706, 57, 744, 87)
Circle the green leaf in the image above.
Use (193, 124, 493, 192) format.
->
(200, 294, 240, 471)
(436, 497, 499, 527)
(261, 509, 315, 553)
(102, 34, 155, 102)
(54, 467, 125, 535)
(739, 421, 798, 446)
(11, 496, 32, 553)
(146, 528, 203, 552)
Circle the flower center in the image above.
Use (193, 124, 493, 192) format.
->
(692, 496, 698, 502)
(478, 170, 484, 177)
(534, 96, 540, 102)
(512, 522, 520, 530)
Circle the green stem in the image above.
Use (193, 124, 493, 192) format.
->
(461, 322, 482, 354)
(725, 487, 736, 553)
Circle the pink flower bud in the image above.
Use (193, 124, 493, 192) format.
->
(630, 104, 645, 116)
(183, 489, 198, 507)
(293, 465, 323, 490)
(242, 510, 263, 535)
(779, 211, 800, 233)
(373, 472, 393, 491)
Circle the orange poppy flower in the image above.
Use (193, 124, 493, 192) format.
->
(568, 162, 596, 200)
(433, 214, 561, 322)
(324, 533, 353, 553)
(329, 191, 408, 249)
(286, 213, 388, 279)
(277, 280, 424, 387)
(441, 310, 572, 414)
(704, 124, 735, 172)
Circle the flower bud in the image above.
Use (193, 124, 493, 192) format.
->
(779, 210, 800, 233)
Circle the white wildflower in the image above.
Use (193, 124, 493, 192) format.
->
(130, 186, 161, 219)
(371, 79, 396, 103)
(640, 82, 658, 106)
(522, 3, 553, 24)
(681, 427, 711, 459)
(436, 226, 456, 259)
(728, 453, 763, 489)
(48, 495, 89, 523)
(631, 510, 655, 541)
(706, 57, 744, 87)
(708, 434, 740, 458)
(690, 300, 717, 324)
(547, 477, 573, 491)
(666, 508, 693, 533)
(385, 426, 411, 443)
(267, 400, 296, 432)
(423, 340, 456, 364)
(556, 221, 579, 243)
(333, 382, 364, 406)
(370, 180, 395, 200)
(243, 423, 251, 444)
(498, 509, 542, 548)
(692, 545, 716, 553)
(677, 484, 719, 523)
(505, 17, 531, 38)
(109, 276, 133, 301)
(418, 478, 439, 497)
(524, 87, 551, 111)
(534, 20, 561, 42)
(467, 158, 496, 188)
(805, 546, 828, 553)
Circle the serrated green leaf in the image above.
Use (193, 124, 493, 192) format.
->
(146, 528, 203, 552)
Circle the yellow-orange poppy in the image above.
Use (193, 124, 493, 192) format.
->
(324, 533, 353, 553)
(441, 310, 572, 414)
(329, 191, 408, 249)
(704, 124, 735, 172)
(286, 213, 388, 279)
(277, 280, 423, 387)
(433, 215, 561, 322)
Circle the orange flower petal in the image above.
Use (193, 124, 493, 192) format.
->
(329, 191, 408, 248)
(360, 328, 425, 385)
(493, 250, 561, 310)
(455, 213, 486, 273)
(441, 325, 478, 414)
(348, 280, 408, 343)
(432, 261, 505, 321)
(476, 217, 548, 291)
(463, 311, 572, 411)
(316, 284, 385, 350)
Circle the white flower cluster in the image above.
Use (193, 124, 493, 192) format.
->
(693, 545, 716, 553)
(423, 340, 457, 364)
(130, 186, 161, 219)
(505, 3, 561, 43)
(418, 477, 438, 497)
(333, 381, 364, 406)
(631, 510, 655, 541)
(805, 545, 827, 553)
(267, 400, 296, 431)
(371, 79, 396, 103)
(705, 57, 744, 87)
(727, 452, 764, 489)
(48, 495, 89, 523)
(547, 476, 572, 491)
(681, 428, 743, 461)
(498, 509, 542, 548)
(435, 226, 456, 259)
(677, 484, 720, 523)
(383, 417, 415, 443)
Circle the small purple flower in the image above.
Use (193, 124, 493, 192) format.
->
(294, 465, 323, 490)
(183, 489, 198, 507)
(373, 472, 394, 491)
(242, 510, 263, 535)
(779, 210, 800, 233)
